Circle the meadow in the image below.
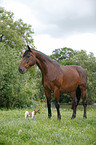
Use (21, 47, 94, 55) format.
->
(0, 105, 96, 145)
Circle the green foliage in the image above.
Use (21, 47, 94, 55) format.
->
(50, 47, 76, 62)
(0, 107, 96, 145)
(0, 7, 34, 52)
(0, 44, 34, 108)
(0, 43, 44, 108)
(0, 8, 39, 108)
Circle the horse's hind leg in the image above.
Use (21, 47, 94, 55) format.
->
(81, 88, 87, 119)
(76, 86, 81, 106)
(55, 100, 61, 120)
(71, 91, 77, 119)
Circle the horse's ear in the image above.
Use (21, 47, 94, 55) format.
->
(27, 45, 31, 52)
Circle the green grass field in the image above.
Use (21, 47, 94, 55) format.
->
(0, 106, 96, 145)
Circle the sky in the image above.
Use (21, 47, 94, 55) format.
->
(1, 0, 96, 56)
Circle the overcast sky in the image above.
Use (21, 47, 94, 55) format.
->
(1, 0, 96, 56)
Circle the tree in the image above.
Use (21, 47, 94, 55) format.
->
(0, 8, 39, 108)
(0, 43, 41, 108)
(0, 7, 34, 52)
(50, 47, 76, 62)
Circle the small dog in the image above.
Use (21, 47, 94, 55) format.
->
(25, 109, 40, 119)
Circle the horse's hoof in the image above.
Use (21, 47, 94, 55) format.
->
(83, 116, 87, 119)
(48, 115, 52, 119)
(58, 118, 61, 121)
(57, 115, 61, 121)
(71, 115, 76, 120)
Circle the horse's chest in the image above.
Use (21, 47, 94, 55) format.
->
(42, 75, 55, 91)
(43, 75, 62, 91)
(43, 79, 54, 91)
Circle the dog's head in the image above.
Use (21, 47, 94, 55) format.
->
(34, 109, 40, 115)
(37, 109, 40, 114)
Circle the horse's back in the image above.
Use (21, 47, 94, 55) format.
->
(68, 65, 87, 88)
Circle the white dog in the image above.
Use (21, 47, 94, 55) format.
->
(25, 109, 40, 119)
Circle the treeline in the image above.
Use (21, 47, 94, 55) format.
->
(0, 8, 96, 108)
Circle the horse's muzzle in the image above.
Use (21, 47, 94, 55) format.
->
(18, 67, 26, 74)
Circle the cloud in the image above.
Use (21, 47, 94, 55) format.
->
(37, 0, 96, 38)
(33, 33, 96, 56)
(23, 0, 96, 38)
(2, 0, 96, 38)
(1, 0, 96, 56)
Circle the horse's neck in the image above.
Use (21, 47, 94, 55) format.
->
(34, 50, 51, 75)
(33, 50, 60, 84)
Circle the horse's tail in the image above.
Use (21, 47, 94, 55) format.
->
(76, 86, 81, 106)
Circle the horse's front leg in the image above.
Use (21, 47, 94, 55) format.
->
(44, 89, 52, 119)
(54, 87, 61, 120)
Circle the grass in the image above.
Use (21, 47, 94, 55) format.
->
(0, 106, 96, 145)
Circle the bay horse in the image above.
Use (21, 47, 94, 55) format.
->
(18, 46, 87, 120)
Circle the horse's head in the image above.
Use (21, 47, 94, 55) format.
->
(18, 46, 36, 74)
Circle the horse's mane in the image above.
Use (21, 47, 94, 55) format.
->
(33, 49, 53, 61)
(33, 49, 60, 67)
(23, 48, 60, 67)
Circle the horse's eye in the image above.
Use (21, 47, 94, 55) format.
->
(27, 56, 30, 58)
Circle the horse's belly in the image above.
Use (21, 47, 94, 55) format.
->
(60, 82, 78, 93)
(43, 68, 79, 93)
(60, 73, 79, 93)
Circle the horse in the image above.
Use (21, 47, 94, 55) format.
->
(18, 46, 87, 120)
